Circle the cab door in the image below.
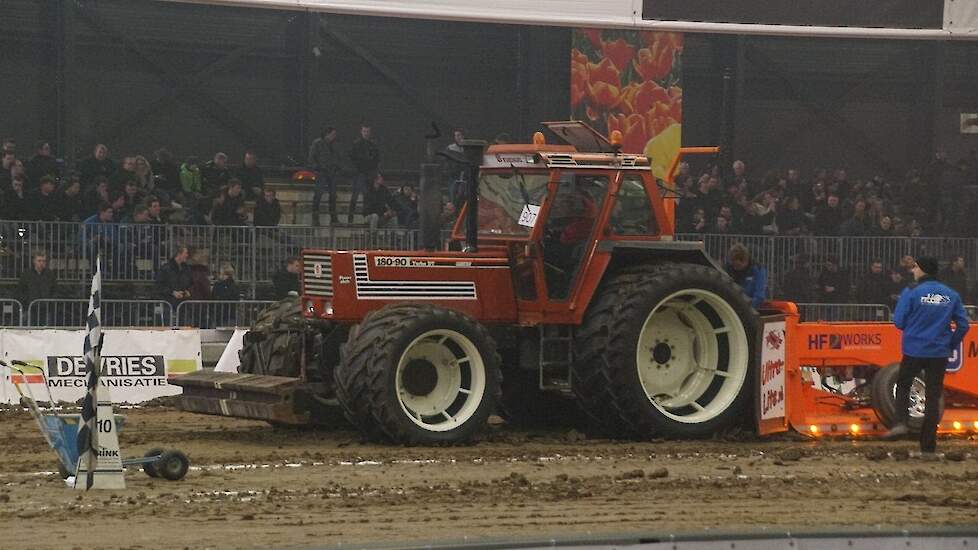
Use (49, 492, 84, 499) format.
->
(537, 171, 614, 319)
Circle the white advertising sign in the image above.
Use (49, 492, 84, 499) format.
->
(215, 329, 247, 373)
(759, 320, 786, 421)
(0, 329, 201, 404)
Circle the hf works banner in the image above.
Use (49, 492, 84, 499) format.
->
(0, 329, 201, 404)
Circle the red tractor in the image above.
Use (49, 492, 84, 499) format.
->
(174, 122, 758, 444)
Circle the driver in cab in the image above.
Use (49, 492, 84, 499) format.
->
(558, 189, 598, 246)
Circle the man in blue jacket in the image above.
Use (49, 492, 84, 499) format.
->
(886, 256, 970, 456)
(725, 243, 767, 309)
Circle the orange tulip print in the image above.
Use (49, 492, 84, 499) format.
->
(571, 29, 683, 179)
(601, 38, 637, 72)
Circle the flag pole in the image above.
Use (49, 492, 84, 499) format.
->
(74, 255, 124, 490)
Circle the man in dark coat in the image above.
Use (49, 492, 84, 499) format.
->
(817, 255, 849, 303)
(272, 257, 301, 299)
(4, 175, 30, 221)
(308, 126, 341, 225)
(812, 194, 845, 236)
(55, 175, 86, 222)
(211, 179, 247, 226)
(151, 148, 182, 202)
(156, 246, 193, 308)
(349, 123, 380, 223)
(855, 260, 892, 306)
(780, 255, 816, 303)
(236, 150, 265, 199)
(201, 152, 232, 196)
(362, 173, 396, 230)
(18, 251, 58, 317)
(78, 144, 116, 188)
(29, 176, 61, 221)
(253, 188, 281, 227)
(24, 141, 60, 189)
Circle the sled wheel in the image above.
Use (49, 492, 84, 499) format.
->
(870, 363, 944, 431)
(157, 449, 190, 481)
(142, 447, 165, 478)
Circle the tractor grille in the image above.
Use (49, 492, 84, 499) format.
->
(302, 254, 333, 297)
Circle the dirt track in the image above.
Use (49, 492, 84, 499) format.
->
(2, 407, 977, 550)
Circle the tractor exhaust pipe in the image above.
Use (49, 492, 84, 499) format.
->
(461, 139, 487, 252)
(435, 137, 487, 253)
(420, 123, 442, 251)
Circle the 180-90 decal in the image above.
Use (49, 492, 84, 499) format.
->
(374, 256, 435, 268)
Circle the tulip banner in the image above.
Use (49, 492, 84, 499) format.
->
(571, 28, 683, 181)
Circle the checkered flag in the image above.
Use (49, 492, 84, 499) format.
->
(76, 256, 104, 490)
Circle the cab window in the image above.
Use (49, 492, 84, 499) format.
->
(611, 174, 658, 235)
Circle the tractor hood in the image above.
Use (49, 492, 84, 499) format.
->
(301, 249, 518, 323)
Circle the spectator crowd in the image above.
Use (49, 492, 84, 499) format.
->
(0, 137, 284, 228)
(4, 131, 978, 315)
(771, 251, 975, 310)
(675, 152, 978, 239)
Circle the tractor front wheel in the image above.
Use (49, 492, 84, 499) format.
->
(336, 304, 501, 445)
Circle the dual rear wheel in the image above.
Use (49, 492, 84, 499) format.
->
(572, 263, 758, 439)
(335, 304, 501, 444)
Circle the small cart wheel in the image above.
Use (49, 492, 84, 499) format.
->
(57, 462, 72, 480)
(142, 448, 165, 478)
(157, 450, 190, 481)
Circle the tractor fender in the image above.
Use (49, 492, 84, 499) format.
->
(597, 240, 724, 272)
(568, 240, 726, 326)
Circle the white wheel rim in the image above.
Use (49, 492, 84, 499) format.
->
(891, 377, 928, 419)
(395, 329, 486, 432)
(635, 288, 749, 424)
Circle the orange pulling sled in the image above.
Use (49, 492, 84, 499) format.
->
(757, 301, 978, 438)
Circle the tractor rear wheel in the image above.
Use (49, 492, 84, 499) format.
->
(335, 304, 501, 445)
(238, 296, 319, 379)
(572, 263, 757, 439)
(870, 363, 944, 431)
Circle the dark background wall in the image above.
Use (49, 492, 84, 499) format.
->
(1, 0, 977, 179)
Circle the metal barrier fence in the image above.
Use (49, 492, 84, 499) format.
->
(0, 220, 437, 297)
(26, 299, 172, 328)
(677, 233, 978, 303)
(795, 303, 892, 323)
(175, 300, 275, 329)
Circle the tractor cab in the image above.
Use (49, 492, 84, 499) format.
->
(451, 122, 670, 322)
